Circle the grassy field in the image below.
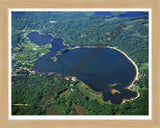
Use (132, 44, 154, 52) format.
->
(141, 63, 149, 70)
(76, 82, 111, 105)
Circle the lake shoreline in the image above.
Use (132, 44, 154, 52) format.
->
(121, 91, 140, 104)
(64, 45, 140, 104)
(28, 31, 140, 104)
(24, 30, 55, 45)
(107, 46, 140, 103)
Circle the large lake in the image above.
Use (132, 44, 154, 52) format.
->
(27, 31, 138, 104)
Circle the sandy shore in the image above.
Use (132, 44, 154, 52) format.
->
(107, 46, 140, 104)
(108, 46, 139, 81)
(121, 91, 140, 104)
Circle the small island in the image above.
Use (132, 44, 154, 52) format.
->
(51, 56, 57, 63)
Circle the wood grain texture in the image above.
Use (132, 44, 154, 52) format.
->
(0, 0, 160, 128)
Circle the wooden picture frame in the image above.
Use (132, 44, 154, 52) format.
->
(0, 0, 160, 127)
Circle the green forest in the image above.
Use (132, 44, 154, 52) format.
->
(11, 11, 149, 115)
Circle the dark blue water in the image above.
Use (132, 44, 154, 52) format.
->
(94, 11, 112, 16)
(94, 11, 146, 17)
(27, 31, 53, 45)
(118, 11, 146, 17)
(12, 12, 26, 16)
(27, 31, 137, 104)
(34, 47, 137, 104)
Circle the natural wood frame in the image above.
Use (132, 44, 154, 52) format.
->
(0, 0, 160, 127)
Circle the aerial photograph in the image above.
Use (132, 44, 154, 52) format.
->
(11, 10, 149, 116)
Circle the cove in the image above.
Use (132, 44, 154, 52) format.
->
(27, 31, 138, 104)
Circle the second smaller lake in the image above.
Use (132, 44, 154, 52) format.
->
(27, 31, 53, 46)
